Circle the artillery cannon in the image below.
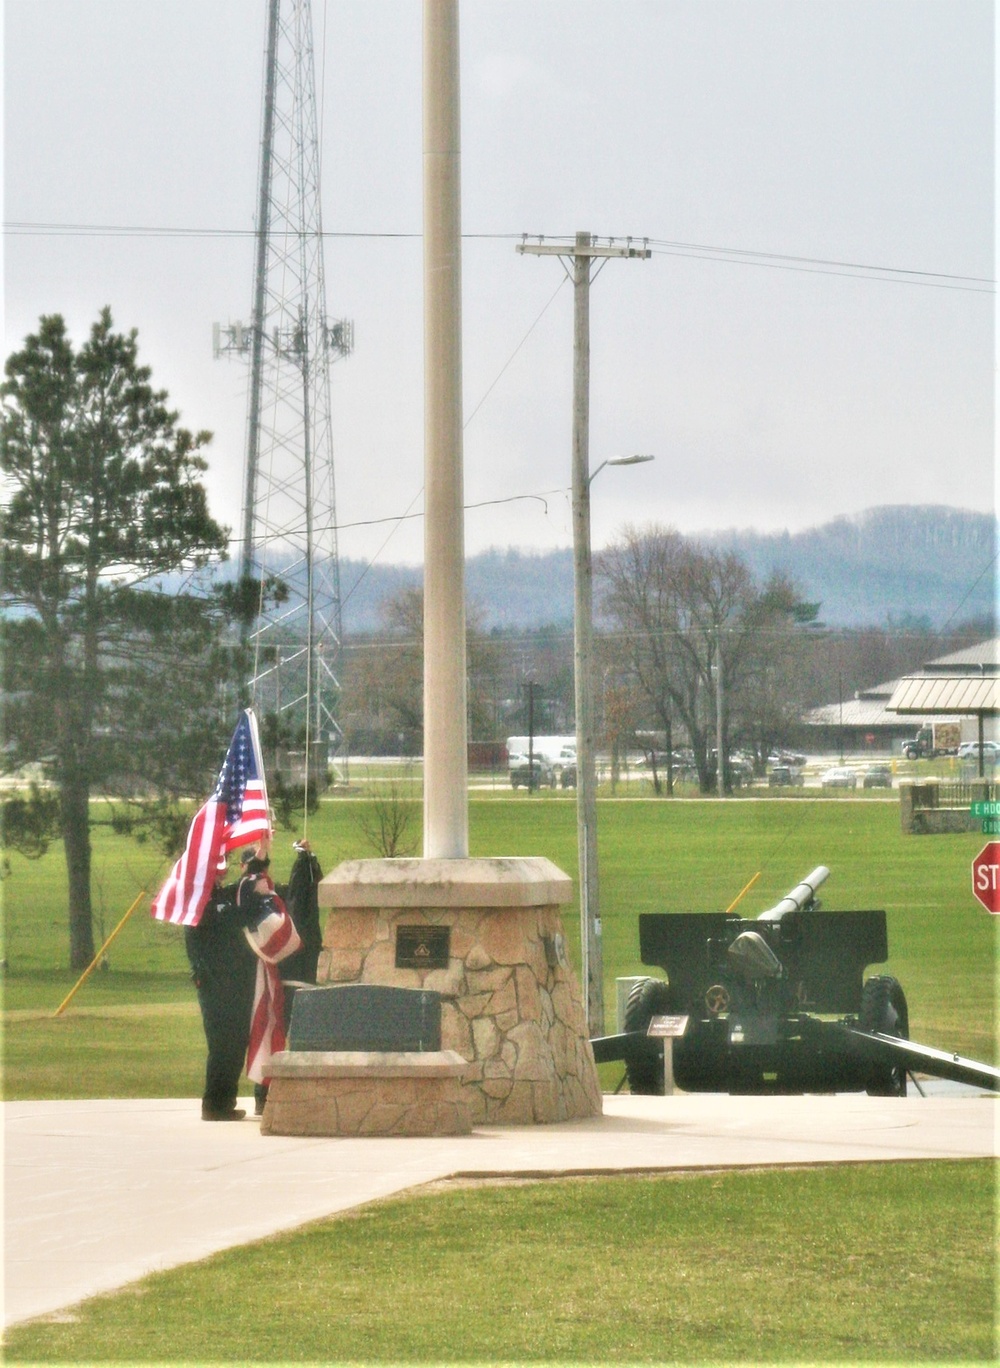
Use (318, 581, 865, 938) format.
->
(592, 867, 999, 1096)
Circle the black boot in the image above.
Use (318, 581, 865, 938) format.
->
(202, 1104, 246, 1121)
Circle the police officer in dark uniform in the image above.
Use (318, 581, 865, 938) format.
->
(185, 841, 268, 1121)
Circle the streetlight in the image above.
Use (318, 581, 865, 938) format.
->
(589, 454, 656, 485)
(573, 451, 654, 1036)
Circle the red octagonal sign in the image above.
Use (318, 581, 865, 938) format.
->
(971, 842, 1000, 914)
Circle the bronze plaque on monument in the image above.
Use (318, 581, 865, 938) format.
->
(395, 924, 451, 971)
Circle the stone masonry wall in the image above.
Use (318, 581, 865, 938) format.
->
(261, 1064, 471, 1138)
(317, 902, 602, 1125)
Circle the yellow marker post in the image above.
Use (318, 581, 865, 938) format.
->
(724, 871, 762, 915)
(53, 890, 148, 1017)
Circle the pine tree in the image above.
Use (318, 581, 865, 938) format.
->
(1, 310, 230, 968)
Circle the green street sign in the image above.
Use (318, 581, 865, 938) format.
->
(971, 801, 1000, 818)
(983, 818, 1000, 835)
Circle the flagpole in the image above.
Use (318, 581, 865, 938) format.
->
(53, 889, 149, 1017)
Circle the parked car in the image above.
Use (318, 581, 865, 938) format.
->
(727, 754, 755, 787)
(862, 764, 893, 789)
(820, 766, 857, 789)
(768, 750, 807, 769)
(768, 765, 804, 787)
(510, 758, 556, 790)
(958, 740, 1000, 762)
(637, 750, 688, 770)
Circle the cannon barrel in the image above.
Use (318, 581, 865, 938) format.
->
(756, 865, 830, 922)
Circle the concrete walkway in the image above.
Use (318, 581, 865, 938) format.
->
(5, 1091, 996, 1328)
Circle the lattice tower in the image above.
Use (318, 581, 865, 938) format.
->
(215, 0, 351, 784)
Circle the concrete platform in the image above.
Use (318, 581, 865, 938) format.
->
(4, 1091, 996, 1328)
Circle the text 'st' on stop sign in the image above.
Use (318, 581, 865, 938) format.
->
(971, 842, 1000, 914)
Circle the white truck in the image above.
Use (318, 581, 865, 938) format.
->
(506, 735, 576, 771)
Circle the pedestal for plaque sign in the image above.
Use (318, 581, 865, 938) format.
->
(315, 857, 602, 1125)
(262, 984, 472, 1137)
(261, 1049, 471, 1137)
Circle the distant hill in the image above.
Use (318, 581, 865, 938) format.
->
(340, 506, 996, 633)
(699, 505, 997, 630)
(340, 547, 576, 633)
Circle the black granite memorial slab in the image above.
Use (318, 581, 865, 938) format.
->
(288, 984, 442, 1052)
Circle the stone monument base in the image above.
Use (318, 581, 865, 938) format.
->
(261, 1049, 471, 1137)
(317, 857, 602, 1125)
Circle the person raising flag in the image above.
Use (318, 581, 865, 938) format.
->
(151, 711, 274, 1121)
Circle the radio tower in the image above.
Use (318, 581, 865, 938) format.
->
(215, 0, 352, 788)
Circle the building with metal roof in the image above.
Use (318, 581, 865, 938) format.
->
(888, 674, 997, 716)
(802, 679, 922, 752)
(886, 637, 998, 768)
(802, 638, 998, 754)
(917, 639, 999, 672)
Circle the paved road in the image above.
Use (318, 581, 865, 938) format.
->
(5, 1091, 996, 1328)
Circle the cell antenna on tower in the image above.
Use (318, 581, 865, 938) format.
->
(215, 0, 352, 801)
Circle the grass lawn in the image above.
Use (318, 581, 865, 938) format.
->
(5, 1161, 995, 1364)
(2, 796, 996, 1100)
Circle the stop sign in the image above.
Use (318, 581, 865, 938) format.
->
(971, 842, 1000, 914)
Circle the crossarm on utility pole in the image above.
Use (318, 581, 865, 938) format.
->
(517, 237, 651, 260)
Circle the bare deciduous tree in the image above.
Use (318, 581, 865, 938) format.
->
(599, 525, 817, 791)
(352, 771, 420, 858)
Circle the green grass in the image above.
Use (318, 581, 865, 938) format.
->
(3, 997, 206, 1099)
(2, 796, 996, 1101)
(5, 1161, 995, 1363)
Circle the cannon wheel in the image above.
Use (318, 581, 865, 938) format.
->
(860, 975, 910, 1096)
(623, 977, 676, 1095)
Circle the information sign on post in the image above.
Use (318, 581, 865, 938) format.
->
(971, 842, 1000, 914)
(969, 804, 1000, 835)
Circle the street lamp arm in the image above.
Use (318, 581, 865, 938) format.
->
(586, 453, 656, 489)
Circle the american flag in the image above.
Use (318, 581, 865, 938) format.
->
(151, 710, 271, 927)
(245, 904, 302, 1084)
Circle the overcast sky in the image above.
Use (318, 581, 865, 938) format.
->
(4, 0, 995, 566)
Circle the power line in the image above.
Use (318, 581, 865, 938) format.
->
(338, 621, 993, 653)
(464, 276, 568, 427)
(6, 220, 993, 291)
(340, 277, 570, 607)
(643, 235, 993, 285)
(2, 221, 491, 240)
(646, 243, 993, 294)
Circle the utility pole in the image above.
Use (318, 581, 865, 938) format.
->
(527, 681, 537, 791)
(516, 231, 650, 1035)
(715, 625, 725, 798)
(214, 0, 352, 800)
